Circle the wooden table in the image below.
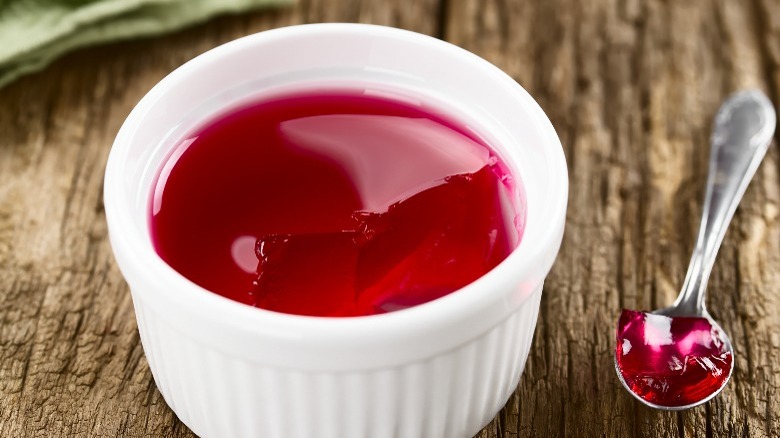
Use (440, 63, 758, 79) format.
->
(2, 0, 779, 436)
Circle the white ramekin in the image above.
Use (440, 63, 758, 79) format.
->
(104, 23, 567, 438)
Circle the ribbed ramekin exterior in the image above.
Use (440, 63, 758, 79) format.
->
(132, 286, 542, 438)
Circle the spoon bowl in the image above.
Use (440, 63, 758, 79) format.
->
(615, 310, 734, 410)
(615, 89, 775, 410)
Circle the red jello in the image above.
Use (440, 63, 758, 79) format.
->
(150, 89, 523, 317)
(615, 310, 732, 407)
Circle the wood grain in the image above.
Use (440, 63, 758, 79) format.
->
(0, 0, 778, 436)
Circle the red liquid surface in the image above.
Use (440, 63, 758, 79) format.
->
(150, 89, 523, 317)
(615, 310, 732, 407)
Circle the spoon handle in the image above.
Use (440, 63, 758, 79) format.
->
(673, 90, 776, 316)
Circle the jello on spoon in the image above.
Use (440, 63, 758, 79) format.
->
(615, 90, 776, 410)
(616, 310, 733, 408)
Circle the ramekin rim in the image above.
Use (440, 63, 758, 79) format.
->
(104, 23, 568, 341)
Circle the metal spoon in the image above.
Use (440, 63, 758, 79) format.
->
(615, 89, 776, 410)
